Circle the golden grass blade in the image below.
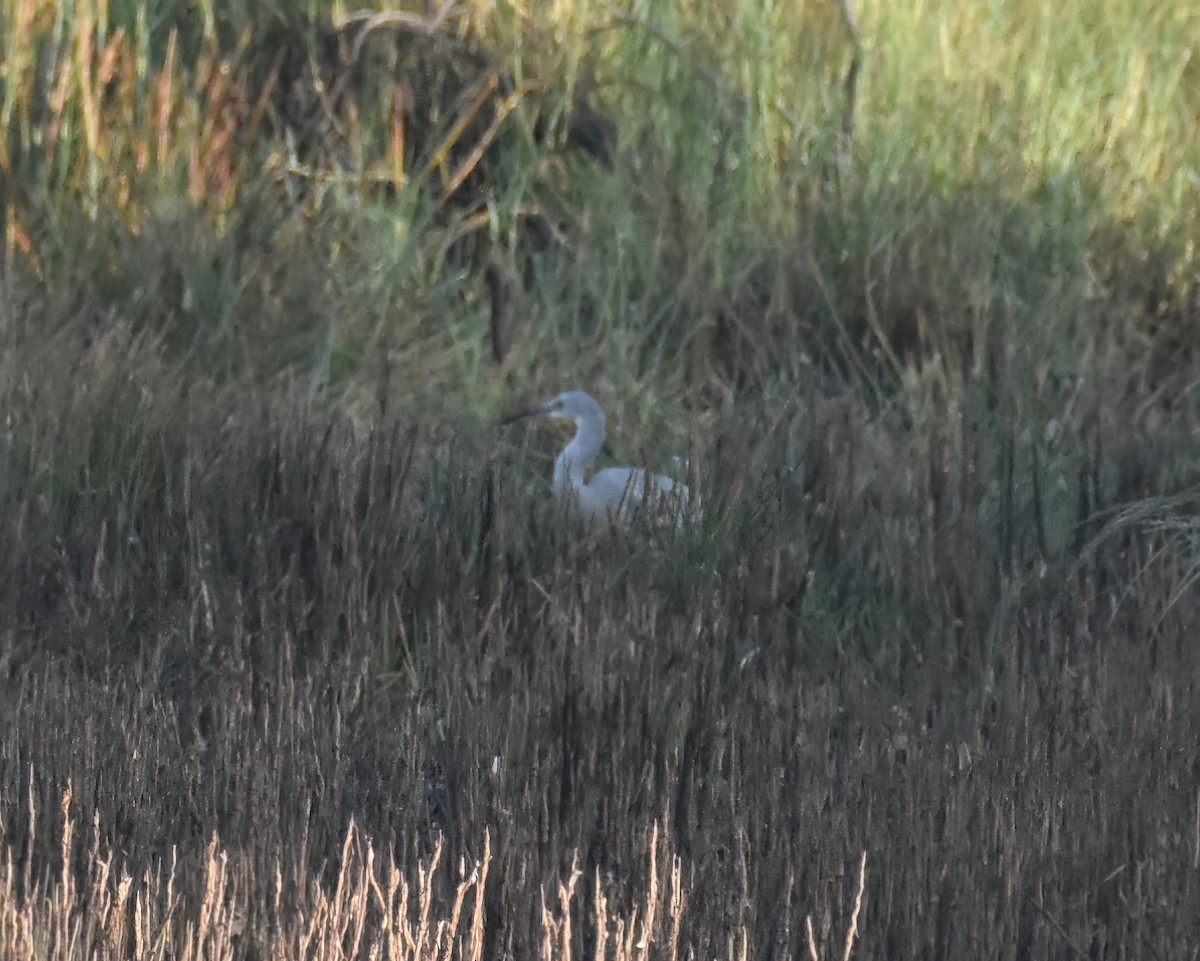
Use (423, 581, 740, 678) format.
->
(419, 72, 500, 186)
(439, 82, 534, 206)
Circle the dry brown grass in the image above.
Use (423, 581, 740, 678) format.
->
(1, 295, 1198, 958)
(3, 791, 872, 961)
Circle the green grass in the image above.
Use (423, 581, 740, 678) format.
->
(2, 0, 1194, 408)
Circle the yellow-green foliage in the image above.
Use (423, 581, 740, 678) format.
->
(3, 1, 1194, 239)
(861, 2, 1197, 237)
(0, 0, 1196, 420)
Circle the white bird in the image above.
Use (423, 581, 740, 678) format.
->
(503, 390, 699, 527)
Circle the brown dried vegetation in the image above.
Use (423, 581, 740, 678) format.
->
(1, 277, 1198, 958)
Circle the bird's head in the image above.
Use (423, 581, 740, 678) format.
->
(501, 390, 604, 427)
(539, 390, 603, 424)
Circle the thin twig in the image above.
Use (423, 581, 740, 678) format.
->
(340, 0, 462, 64)
(805, 915, 820, 961)
(417, 71, 501, 183)
(841, 851, 867, 961)
(440, 82, 535, 204)
(1021, 889, 1090, 961)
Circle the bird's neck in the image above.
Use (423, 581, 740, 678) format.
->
(553, 416, 604, 496)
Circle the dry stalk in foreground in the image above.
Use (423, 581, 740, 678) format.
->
(4, 789, 876, 960)
(805, 851, 867, 961)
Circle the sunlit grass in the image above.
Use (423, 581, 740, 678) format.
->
(859, 1, 1197, 236)
(0, 0, 1192, 504)
(4, 0, 1191, 248)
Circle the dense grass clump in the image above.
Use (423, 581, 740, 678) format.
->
(2, 0, 1199, 958)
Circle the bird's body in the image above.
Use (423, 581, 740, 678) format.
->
(505, 390, 697, 527)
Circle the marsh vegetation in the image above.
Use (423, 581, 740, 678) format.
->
(1, 0, 1198, 957)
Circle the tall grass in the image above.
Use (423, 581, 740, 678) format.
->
(2, 0, 1199, 958)
(1, 789, 870, 961)
(2, 269, 1199, 955)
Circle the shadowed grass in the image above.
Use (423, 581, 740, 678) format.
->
(2, 285, 1199, 956)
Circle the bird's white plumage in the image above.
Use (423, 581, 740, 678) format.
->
(506, 390, 698, 527)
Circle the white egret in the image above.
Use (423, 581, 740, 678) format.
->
(503, 390, 699, 527)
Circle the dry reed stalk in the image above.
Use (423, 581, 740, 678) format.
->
(804, 851, 867, 961)
(439, 82, 535, 205)
(634, 823, 659, 961)
(1, 838, 36, 957)
(840, 852, 866, 961)
(666, 853, 684, 960)
(436, 848, 474, 961)
(190, 833, 234, 961)
(414, 831, 445, 958)
(591, 869, 609, 961)
(540, 854, 582, 961)
(0, 0, 38, 172)
(466, 830, 490, 961)
(52, 784, 77, 959)
(419, 72, 501, 187)
(154, 30, 178, 170)
(75, 1, 101, 160)
(1, 792, 705, 961)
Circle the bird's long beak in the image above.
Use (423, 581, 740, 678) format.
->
(498, 403, 547, 426)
